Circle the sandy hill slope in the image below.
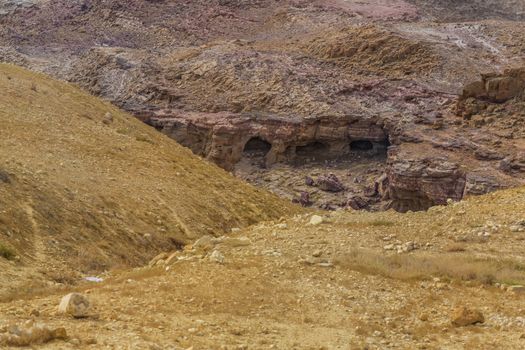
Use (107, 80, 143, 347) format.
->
(1, 185, 524, 348)
(0, 63, 297, 292)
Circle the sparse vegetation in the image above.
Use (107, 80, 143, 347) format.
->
(0, 243, 16, 260)
(367, 219, 395, 227)
(336, 249, 525, 285)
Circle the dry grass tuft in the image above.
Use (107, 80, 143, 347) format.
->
(336, 249, 525, 285)
(0, 243, 16, 260)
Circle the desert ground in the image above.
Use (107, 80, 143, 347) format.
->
(0, 1, 524, 349)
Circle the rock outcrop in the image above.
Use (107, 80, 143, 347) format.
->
(380, 154, 466, 212)
(1, 0, 524, 213)
(144, 111, 389, 171)
(0, 321, 67, 346)
(461, 68, 525, 103)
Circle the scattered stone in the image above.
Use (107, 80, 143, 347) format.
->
(29, 309, 40, 317)
(397, 241, 419, 253)
(299, 191, 312, 207)
(316, 173, 345, 192)
(346, 195, 369, 210)
(312, 249, 322, 257)
(309, 215, 324, 226)
(102, 112, 113, 125)
(0, 170, 10, 184)
(305, 176, 315, 186)
(451, 306, 484, 326)
(0, 320, 67, 346)
(318, 262, 333, 268)
(58, 293, 91, 318)
(509, 220, 525, 232)
(149, 252, 168, 267)
(84, 276, 103, 283)
(209, 250, 225, 264)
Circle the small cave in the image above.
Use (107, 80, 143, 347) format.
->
(295, 142, 329, 163)
(350, 140, 374, 151)
(349, 138, 390, 157)
(243, 137, 272, 158)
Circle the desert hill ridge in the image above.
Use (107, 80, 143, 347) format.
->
(0, 63, 298, 294)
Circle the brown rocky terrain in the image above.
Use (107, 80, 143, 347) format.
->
(0, 0, 524, 211)
(0, 63, 296, 300)
(0, 22, 525, 348)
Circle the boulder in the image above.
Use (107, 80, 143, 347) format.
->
(316, 174, 345, 192)
(346, 195, 369, 210)
(58, 293, 91, 318)
(0, 321, 67, 346)
(451, 306, 484, 326)
(209, 250, 225, 264)
(305, 176, 315, 186)
(309, 215, 324, 226)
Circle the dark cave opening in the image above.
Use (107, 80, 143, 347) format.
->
(243, 137, 272, 157)
(296, 142, 329, 159)
(350, 140, 374, 151)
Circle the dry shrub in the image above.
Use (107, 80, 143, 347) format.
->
(336, 249, 525, 285)
(445, 244, 467, 252)
(0, 243, 16, 260)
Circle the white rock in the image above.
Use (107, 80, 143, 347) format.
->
(58, 293, 90, 318)
(209, 250, 225, 264)
(309, 215, 324, 226)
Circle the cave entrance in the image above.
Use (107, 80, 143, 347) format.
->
(350, 140, 374, 151)
(243, 137, 272, 158)
(349, 138, 390, 157)
(295, 142, 329, 164)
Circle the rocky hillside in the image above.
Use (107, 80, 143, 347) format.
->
(0, 63, 297, 296)
(1, 183, 524, 348)
(1, 0, 523, 212)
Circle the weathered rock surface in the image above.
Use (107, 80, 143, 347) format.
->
(381, 155, 467, 212)
(451, 306, 485, 327)
(461, 68, 525, 103)
(316, 174, 345, 193)
(0, 320, 67, 346)
(58, 293, 90, 318)
(0, 0, 524, 212)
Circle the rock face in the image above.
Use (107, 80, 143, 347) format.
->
(144, 111, 389, 171)
(1, 0, 524, 212)
(58, 293, 91, 318)
(380, 155, 467, 212)
(461, 68, 525, 103)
